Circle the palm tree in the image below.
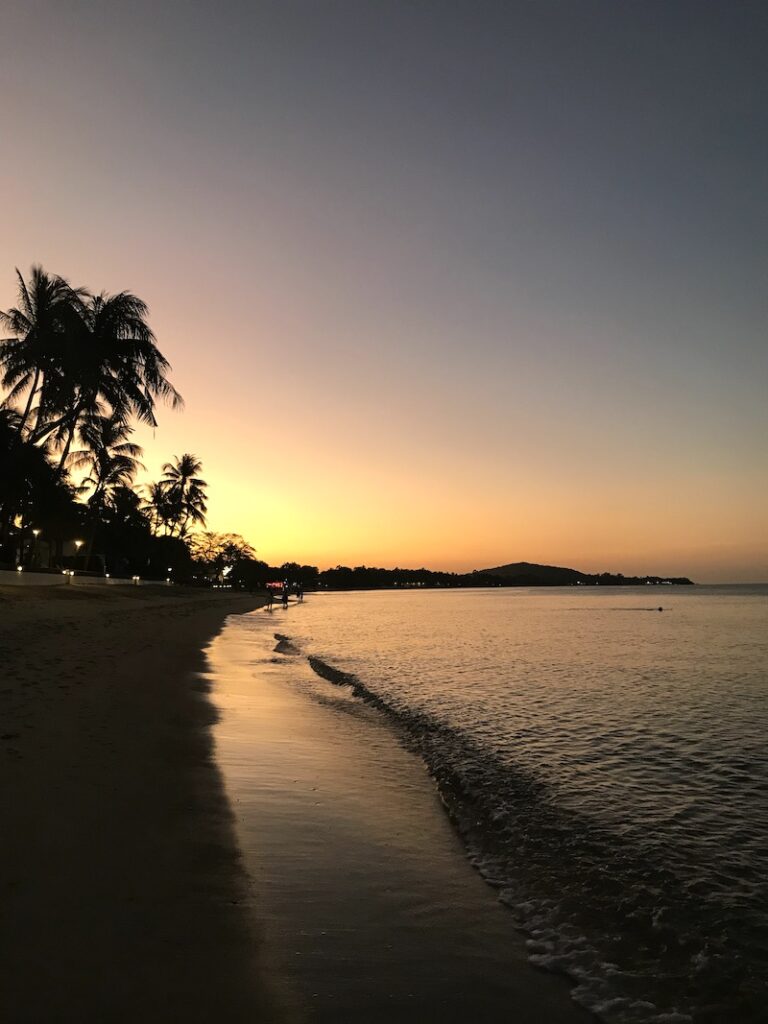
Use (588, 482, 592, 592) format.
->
(68, 414, 145, 511)
(0, 266, 84, 439)
(142, 481, 173, 536)
(1, 267, 194, 571)
(109, 484, 149, 529)
(66, 414, 145, 571)
(31, 289, 184, 472)
(161, 453, 208, 537)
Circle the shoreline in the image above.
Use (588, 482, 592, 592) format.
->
(4, 585, 596, 1022)
(208, 608, 593, 1023)
(0, 585, 276, 1022)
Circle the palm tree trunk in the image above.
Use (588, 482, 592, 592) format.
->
(30, 412, 70, 445)
(16, 369, 40, 439)
(55, 405, 83, 476)
(56, 427, 76, 475)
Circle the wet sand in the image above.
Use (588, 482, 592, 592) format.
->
(0, 585, 276, 1023)
(208, 609, 594, 1023)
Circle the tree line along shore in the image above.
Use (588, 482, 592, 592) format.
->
(0, 264, 275, 586)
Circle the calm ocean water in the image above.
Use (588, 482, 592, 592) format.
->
(268, 585, 768, 1023)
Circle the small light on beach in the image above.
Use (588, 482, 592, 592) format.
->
(105, 573, 110, 579)
(16, 565, 23, 572)
(32, 528, 40, 538)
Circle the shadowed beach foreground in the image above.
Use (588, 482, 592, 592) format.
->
(0, 585, 276, 1023)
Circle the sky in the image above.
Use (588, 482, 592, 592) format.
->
(1, 0, 766, 581)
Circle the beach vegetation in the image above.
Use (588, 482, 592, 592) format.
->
(159, 454, 208, 538)
(189, 531, 256, 582)
(0, 266, 248, 580)
(69, 415, 145, 511)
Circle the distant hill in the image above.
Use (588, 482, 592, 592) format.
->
(480, 561, 693, 586)
(480, 561, 585, 585)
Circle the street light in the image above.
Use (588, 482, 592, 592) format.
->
(74, 539, 84, 572)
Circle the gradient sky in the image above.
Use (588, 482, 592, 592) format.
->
(2, 1, 766, 581)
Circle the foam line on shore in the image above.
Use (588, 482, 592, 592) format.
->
(302, 649, 712, 1023)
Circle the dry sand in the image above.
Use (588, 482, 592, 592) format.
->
(0, 585, 276, 1023)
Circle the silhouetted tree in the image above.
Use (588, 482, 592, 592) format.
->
(0, 266, 85, 440)
(189, 531, 255, 580)
(69, 414, 144, 511)
(34, 289, 183, 472)
(161, 454, 207, 537)
(0, 408, 81, 565)
(1, 267, 183, 543)
(142, 481, 173, 535)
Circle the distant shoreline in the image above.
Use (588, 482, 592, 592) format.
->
(312, 578, 695, 592)
(312, 561, 694, 591)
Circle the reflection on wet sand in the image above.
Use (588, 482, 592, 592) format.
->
(207, 614, 590, 1023)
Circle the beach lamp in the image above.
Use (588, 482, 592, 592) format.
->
(16, 565, 23, 573)
(32, 528, 40, 538)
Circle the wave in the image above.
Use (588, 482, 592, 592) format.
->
(273, 633, 301, 656)
(301, 652, 764, 1024)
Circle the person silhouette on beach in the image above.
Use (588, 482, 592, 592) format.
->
(266, 587, 274, 611)
(282, 587, 289, 608)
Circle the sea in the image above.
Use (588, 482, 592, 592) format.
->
(221, 585, 768, 1023)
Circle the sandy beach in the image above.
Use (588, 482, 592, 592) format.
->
(0, 585, 276, 1023)
(1, 584, 598, 1023)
